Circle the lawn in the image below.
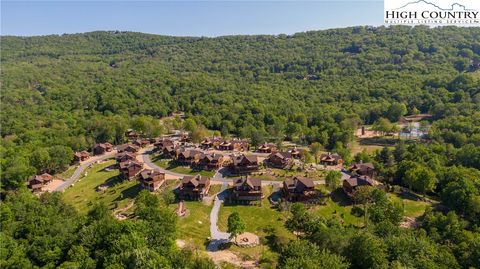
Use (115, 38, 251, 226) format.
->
(311, 189, 364, 227)
(167, 183, 224, 248)
(350, 139, 386, 155)
(217, 187, 293, 261)
(209, 183, 223, 196)
(389, 192, 432, 218)
(170, 201, 212, 248)
(62, 160, 141, 214)
(152, 155, 216, 177)
(56, 165, 78, 180)
(311, 188, 432, 227)
(248, 168, 326, 182)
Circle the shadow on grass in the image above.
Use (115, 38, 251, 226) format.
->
(166, 162, 200, 172)
(152, 154, 170, 162)
(207, 239, 232, 251)
(93, 175, 122, 191)
(102, 164, 118, 171)
(113, 183, 142, 202)
(359, 137, 399, 146)
(396, 190, 423, 202)
(166, 162, 216, 177)
(330, 188, 352, 206)
(109, 184, 142, 202)
(103, 176, 123, 188)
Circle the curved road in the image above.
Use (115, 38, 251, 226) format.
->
(54, 151, 117, 192)
(141, 148, 190, 179)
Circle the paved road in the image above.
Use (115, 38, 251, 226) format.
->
(141, 148, 187, 178)
(207, 182, 231, 251)
(54, 151, 117, 192)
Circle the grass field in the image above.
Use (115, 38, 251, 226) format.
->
(311, 188, 432, 227)
(390, 192, 432, 217)
(209, 183, 223, 196)
(62, 160, 141, 214)
(168, 184, 225, 248)
(312, 189, 363, 226)
(171, 200, 212, 248)
(217, 187, 293, 261)
(152, 155, 216, 177)
(56, 165, 78, 180)
(246, 168, 326, 182)
(350, 139, 386, 155)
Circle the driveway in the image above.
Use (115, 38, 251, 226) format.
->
(54, 150, 116, 192)
(207, 182, 230, 251)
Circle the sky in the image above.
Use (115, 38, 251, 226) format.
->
(1, 1, 384, 37)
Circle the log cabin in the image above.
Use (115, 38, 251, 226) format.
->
(93, 143, 113, 155)
(139, 169, 166, 192)
(231, 176, 263, 202)
(282, 176, 317, 202)
(229, 154, 259, 174)
(179, 175, 211, 200)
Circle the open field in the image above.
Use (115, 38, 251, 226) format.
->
(169, 183, 224, 248)
(171, 200, 212, 248)
(312, 187, 433, 227)
(62, 160, 141, 214)
(390, 192, 433, 218)
(312, 189, 363, 226)
(237, 167, 327, 182)
(217, 187, 293, 261)
(152, 155, 216, 177)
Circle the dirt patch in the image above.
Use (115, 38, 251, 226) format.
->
(176, 239, 186, 248)
(400, 217, 420, 228)
(203, 196, 214, 206)
(234, 232, 259, 248)
(113, 201, 134, 220)
(175, 201, 189, 217)
(42, 179, 64, 192)
(114, 213, 128, 221)
(355, 128, 380, 138)
(207, 250, 258, 269)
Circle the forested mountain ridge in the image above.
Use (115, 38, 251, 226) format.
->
(1, 26, 479, 188)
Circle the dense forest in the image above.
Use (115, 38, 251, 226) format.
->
(1, 26, 480, 268)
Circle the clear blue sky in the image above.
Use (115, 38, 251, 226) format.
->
(1, 1, 383, 37)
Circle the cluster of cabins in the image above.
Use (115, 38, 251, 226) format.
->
(200, 137, 250, 151)
(167, 173, 320, 203)
(177, 174, 319, 203)
(342, 162, 376, 196)
(155, 138, 259, 173)
(113, 141, 168, 192)
(173, 161, 378, 203)
(154, 138, 226, 170)
(73, 143, 113, 163)
(156, 138, 307, 175)
(29, 128, 377, 203)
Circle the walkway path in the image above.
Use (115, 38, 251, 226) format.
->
(54, 151, 117, 192)
(207, 182, 230, 251)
